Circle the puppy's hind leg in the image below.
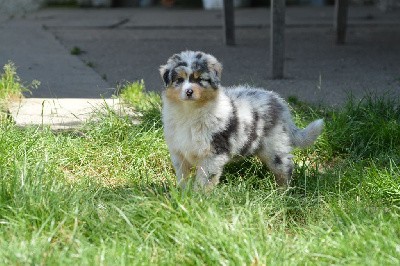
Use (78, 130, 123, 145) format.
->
(170, 151, 192, 189)
(257, 128, 294, 187)
(195, 155, 229, 192)
(258, 150, 294, 187)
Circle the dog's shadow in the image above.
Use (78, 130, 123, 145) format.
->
(219, 158, 276, 189)
(220, 156, 327, 194)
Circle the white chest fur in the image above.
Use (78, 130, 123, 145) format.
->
(162, 93, 231, 164)
(162, 106, 212, 163)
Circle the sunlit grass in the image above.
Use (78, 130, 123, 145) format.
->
(0, 64, 399, 265)
(0, 61, 39, 100)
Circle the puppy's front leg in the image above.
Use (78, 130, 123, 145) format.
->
(170, 152, 192, 189)
(195, 155, 229, 192)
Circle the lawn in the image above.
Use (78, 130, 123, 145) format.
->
(0, 64, 399, 265)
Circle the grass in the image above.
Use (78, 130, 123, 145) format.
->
(0, 61, 39, 101)
(70, 46, 83, 56)
(0, 64, 400, 264)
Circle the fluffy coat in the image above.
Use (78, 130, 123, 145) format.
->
(160, 51, 324, 190)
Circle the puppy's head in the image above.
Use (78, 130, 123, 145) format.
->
(159, 51, 222, 104)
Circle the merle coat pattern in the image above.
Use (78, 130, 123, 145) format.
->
(160, 51, 324, 191)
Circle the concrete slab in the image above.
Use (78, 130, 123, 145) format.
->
(8, 98, 136, 130)
(0, 19, 114, 98)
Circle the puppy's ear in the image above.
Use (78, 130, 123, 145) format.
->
(205, 54, 223, 87)
(159, 65, 170, 87)
(208, 56, 223, 79)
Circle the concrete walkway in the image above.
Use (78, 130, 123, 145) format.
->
(1, 6, 400, 129)
(7, 98, 135, 130)
(0, 20, 114, 98)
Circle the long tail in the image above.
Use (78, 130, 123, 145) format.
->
(289, 119, 324, 148)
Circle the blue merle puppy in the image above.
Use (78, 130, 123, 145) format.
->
(160, 51, 324, 191)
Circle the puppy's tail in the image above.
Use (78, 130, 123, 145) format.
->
(289, 119, 324, 148)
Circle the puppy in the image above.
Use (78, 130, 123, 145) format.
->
(160, 51, 324, 191)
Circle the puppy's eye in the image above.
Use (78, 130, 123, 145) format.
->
(189, 76, 202, 84)
(176, 77, 184, 83)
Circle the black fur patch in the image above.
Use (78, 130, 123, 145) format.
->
(274, 155, 282, 165)
(170, 69, 179, 83)
(263, 96, 283, 134)
(172, 54, 181, 61)
(176, 61, 188, 67)
(192, 60, 208, 73)
(163, 69, 170, 86)
(211, 101, 238, 155)
(239, 111, 260, 156)
(206, 69, 220, 90)
(195, 53, 203, 59)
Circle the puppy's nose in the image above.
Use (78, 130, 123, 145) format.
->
(186, 89, 194, 97)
